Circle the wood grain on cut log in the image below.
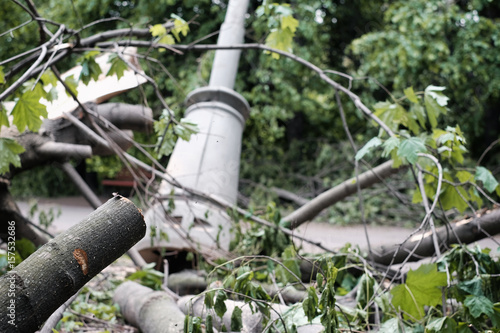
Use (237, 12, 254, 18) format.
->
(0, 196, 145, 333)
(113, 281, 185, 333)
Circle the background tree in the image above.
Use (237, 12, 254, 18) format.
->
(1, 0, 500, 332)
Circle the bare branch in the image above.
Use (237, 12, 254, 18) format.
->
(0, 24, 66, 101)
(371, 208, 500, 265)
(283, 160, 404, 228)
(0, 19, 32, 38)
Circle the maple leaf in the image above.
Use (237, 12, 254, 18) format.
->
(391, 264, 447, 320)
(107, 54, 128, 80)
(78, 51, 102, 85)
(265, 28, 293, 59)
(0, 105, 9, 127)
(281, 15, 299, 33)
(397, 137, 427, 164)
(11, 90, 48, 132)
(171, 14, 189, 42)
(150, 24, 167, 37)
(0, 138, 25, 174)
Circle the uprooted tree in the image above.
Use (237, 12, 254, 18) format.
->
(1, 0, 500, 332)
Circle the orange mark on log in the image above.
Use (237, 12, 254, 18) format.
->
(73, 248, 89, 275)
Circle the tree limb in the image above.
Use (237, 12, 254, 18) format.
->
(282, 160, 404, 229)
(0, 195, 145, 332)
(371, 208, 500, 266)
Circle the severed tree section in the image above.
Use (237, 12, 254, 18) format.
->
(113, 281, 185, 333)
(0, 196, 145, 333)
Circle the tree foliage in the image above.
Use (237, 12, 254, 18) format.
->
(1, 0, 500, 332)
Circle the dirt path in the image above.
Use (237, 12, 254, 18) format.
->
(17, 196, 500, 256)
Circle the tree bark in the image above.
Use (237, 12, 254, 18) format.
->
(0, 196, 145, 333)
(0, 180, 48, 247)
(283, 161, 403, 229)
(371, 208, 500, 266)
(113, 281, 185, 333)
(92, 103, 153, 133)
(271, 187, 309, 206)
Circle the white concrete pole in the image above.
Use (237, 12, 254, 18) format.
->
(209, 0, 249, 88)
(136, 0, 251, 254)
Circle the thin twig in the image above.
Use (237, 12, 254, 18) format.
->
(0, 46, 47, 101)
(477, 138, 500, 166)
(335, 89, 372, 256)
(39, 288, 82, 333)
(0, 19, 32, 38)
(0, 24, 65, 101)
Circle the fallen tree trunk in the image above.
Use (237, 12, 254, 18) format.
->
(283, 160, 403, 229)
(167, 270, 207, 296)
(113, 281, 185, 333)
(0, 196, 145, 333)
(371, 208, 500, 266)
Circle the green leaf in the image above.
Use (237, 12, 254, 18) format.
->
(424, 86, 448, 128)
(410, 103, 426, 129)
(0, 138, 25, 174)
(456, 170, 473, 183)
(15, 238, 36, 260)
(204, 290, 215, 309)
(281, 15, 299, 33)
(64, 75, 78, 97)
(469, 187, 483, 208)
(356, 274, 376, 308)
(397, 137, 427, 164)
(78, 51, 102, 85)
(441, 185, 469, 213)
(378, 318, 402, 333)
(475, 166, 499, 193)
(491, 303, 500, 328)
(303, 286, 318, 322)
(373, 101, 411, 132)
(174, 119, 199, 141)
(40, 69, 57, 87)
(0, 66, 4, 84)
(0, 105, 9, 127)
(107, 54, 128, 80)
(464, 295, 494, 318)
(426, 317, 457, 333)
(206, 314, 214, 333)
(265, 28, 294, 59)
(390, 263, 447, 320)
(150, 24, 167, 37)
(45, 87, 58, 102)
(230, 306, 243, 331)
(425, 85, 449, 106)
(355, 137, 382, 161)
(171, 14, 189, 42)
(214, 290, 227, 318)
(159, 34, 175, 45)
(382, 136, 400, 158)
(404, 86, 419, 103)
(458, 277, 483, 297)
(11, 90, 48, 132)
